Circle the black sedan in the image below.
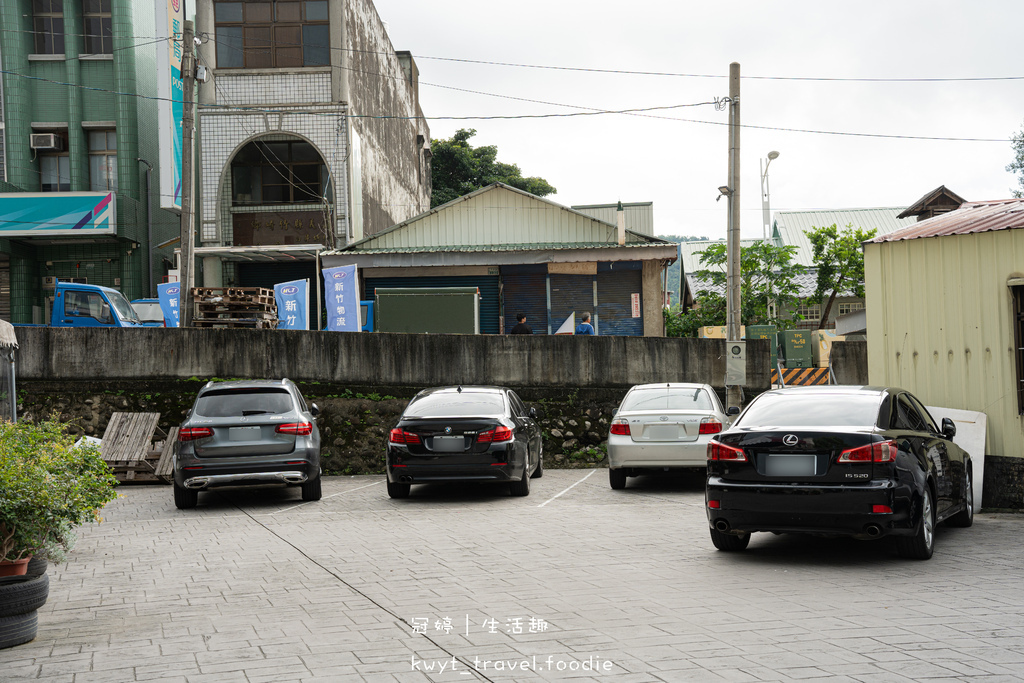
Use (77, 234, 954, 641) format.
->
(705, 386, 973, 559)
(386, 386, 543, 499)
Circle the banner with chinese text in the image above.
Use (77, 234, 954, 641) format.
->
(273, 279, 309, 330)
(321, 265, 360, 332)
(157, 282, 180, 327)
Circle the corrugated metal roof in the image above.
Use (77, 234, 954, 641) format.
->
(323, 183, 669, 255)
(685, 269, 834, 299)
(330, 242, 671, 256)
(571, 202, 655, 236)
(773, 208, 917, 266)
(678, 239, 762, 274)
(870, 199, 1024, 243)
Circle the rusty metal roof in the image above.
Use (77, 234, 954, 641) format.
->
(869, 199, 1024, 243)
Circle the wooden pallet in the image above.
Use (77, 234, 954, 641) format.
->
(101, 412, 167, 483)
(195, 308, 277, 321)
(192, 287, 275, 306)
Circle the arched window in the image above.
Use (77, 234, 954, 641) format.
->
(230, 139, 331, 206)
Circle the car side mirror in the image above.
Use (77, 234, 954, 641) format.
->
(100, 302, 113, 324)
(529, 407, 537, 418)
(727, 406, 740, 416)
(310, 403, 320, 417)
(941, 417, 956, 439)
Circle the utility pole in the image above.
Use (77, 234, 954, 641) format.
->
(179, 20, 197, 328)
(726, 62, 742, 409)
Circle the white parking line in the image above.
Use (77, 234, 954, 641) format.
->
(537, 469, 597, 507)
(262, 479, 383, 516)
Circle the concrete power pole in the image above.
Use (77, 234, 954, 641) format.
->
(179, 20, 197, 328)
(726, 62, 742, 409)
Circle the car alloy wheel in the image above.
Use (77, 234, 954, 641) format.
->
(896, 488, 935, 560)
(947, 468, 974, 528)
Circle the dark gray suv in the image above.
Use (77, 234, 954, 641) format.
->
(173, 379, 322, 509)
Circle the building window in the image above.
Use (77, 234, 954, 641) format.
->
(794, 303, 821, 328)
(1013, 286, 1024, 415)
(214, 0, 330, 69)
(83, 0, 113, 54)
(89, 130, 117, 192)
(40, 147, 70, 192)
(838, 302, 864, 316)
(33, 0, 65, 55)
(231, 139, 329, 205)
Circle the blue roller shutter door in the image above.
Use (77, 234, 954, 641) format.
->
(363, 276, 500, 334)
(597, 262, 644, 336)
(549, 273, 594, 334)
(501, 265, 547, 334)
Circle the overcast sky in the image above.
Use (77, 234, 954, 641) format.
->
(374, 0, 1024, 239)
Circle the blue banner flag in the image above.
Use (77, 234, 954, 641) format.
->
(157, 282, 180, 328)
(321, 264, 360, 332)
(274, 279, 309, 330)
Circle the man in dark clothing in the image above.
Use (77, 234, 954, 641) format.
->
(510, 313, 533, 334)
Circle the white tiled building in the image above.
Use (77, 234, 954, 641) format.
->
(194, 0, 430, 291)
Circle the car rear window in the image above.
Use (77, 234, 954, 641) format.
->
(194, 388, 294, 417)
(737, 392, 882, 428)
(620, 387, 715, 412)
(405, 393, 505, 417)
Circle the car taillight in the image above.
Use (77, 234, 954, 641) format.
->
(609, 418, 630, 436)
(699, 417, 723, 435)
(837, 439, 898, 463)
(276, 422, 313, 436)
(707, 440, 747, 462)
(179, 427, 214, 441)
(477, 426, 513, 443)
(389, 429, 421, 445)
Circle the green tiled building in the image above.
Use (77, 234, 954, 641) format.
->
(0, 0, 181, 323)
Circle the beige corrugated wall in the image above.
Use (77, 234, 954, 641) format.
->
(865, 229, 1024, 459)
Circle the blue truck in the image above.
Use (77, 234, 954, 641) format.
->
(33, 280, 147, 328)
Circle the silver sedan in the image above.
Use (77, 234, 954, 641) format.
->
(607, 383, 737, 489)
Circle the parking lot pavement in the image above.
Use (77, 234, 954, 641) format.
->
(3, 470, 1024, 682)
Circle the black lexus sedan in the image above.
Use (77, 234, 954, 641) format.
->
(705, 386, 974, 559)
(386, 386, 543, 499)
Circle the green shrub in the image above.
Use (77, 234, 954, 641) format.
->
(0, 417, 118, 563)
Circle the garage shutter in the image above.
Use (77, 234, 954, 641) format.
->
(549, 273, 594, 334)
(501, 265, 547, 335)
(363, 275, 500, 334)
(597, 262, 643, 336)
(236, 262, 318, 328)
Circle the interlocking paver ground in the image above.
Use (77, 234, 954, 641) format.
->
(2, 470, 1023, 682)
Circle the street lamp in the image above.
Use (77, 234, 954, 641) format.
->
(760, 150, 780, 240)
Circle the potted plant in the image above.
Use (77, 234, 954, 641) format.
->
(0, 417, 117, 649)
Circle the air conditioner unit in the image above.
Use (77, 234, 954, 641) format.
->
(30, 133, 63, 151)
(42, 276, 57, 289)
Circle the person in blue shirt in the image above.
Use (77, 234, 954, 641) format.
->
(575, 312, 595, 335)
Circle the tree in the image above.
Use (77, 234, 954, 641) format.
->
(1008, 124, 1024, 198)
(664, 241, 805, 336)
(430, 129, 556, 207)
(804, 223, 877, 329)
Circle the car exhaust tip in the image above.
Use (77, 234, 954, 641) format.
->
(184, 478, 210, 490)
(714, 520, 730, 533)
(400, 475, 412, 483)
(865, 525, 882, 538)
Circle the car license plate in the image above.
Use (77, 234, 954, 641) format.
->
(229, 426, 261, 441)
(432, 436, 465, 453)
(765, 454, 816, 476)
(645, 425, 678, 441)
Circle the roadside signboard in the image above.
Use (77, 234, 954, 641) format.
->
(157, 282, 180, 327)
(274, 279, 309, 330)
(322, 264, 360, 332)
(0, 192, 115, 236)
(155, 0, 185, 212)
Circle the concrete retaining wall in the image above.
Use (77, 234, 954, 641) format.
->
(831, 341, 869, 385)
(15, 328, 772, 391)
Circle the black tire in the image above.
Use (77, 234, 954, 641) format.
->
(531, 452, 544, 479)
(387, 481, 410, 499)
(509, 465, 531, 497)
(0, 611, 37, 650)
(947, 467, 974, 528)
(896, 487, 935, 560)
(609, 468, 627, 490)
(26, 557, 47, 577)
(174, 482, 198, 510)
(301, 474, 322, 502)
(0, 574, 49, 618)
(709, 527, 751, 551)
